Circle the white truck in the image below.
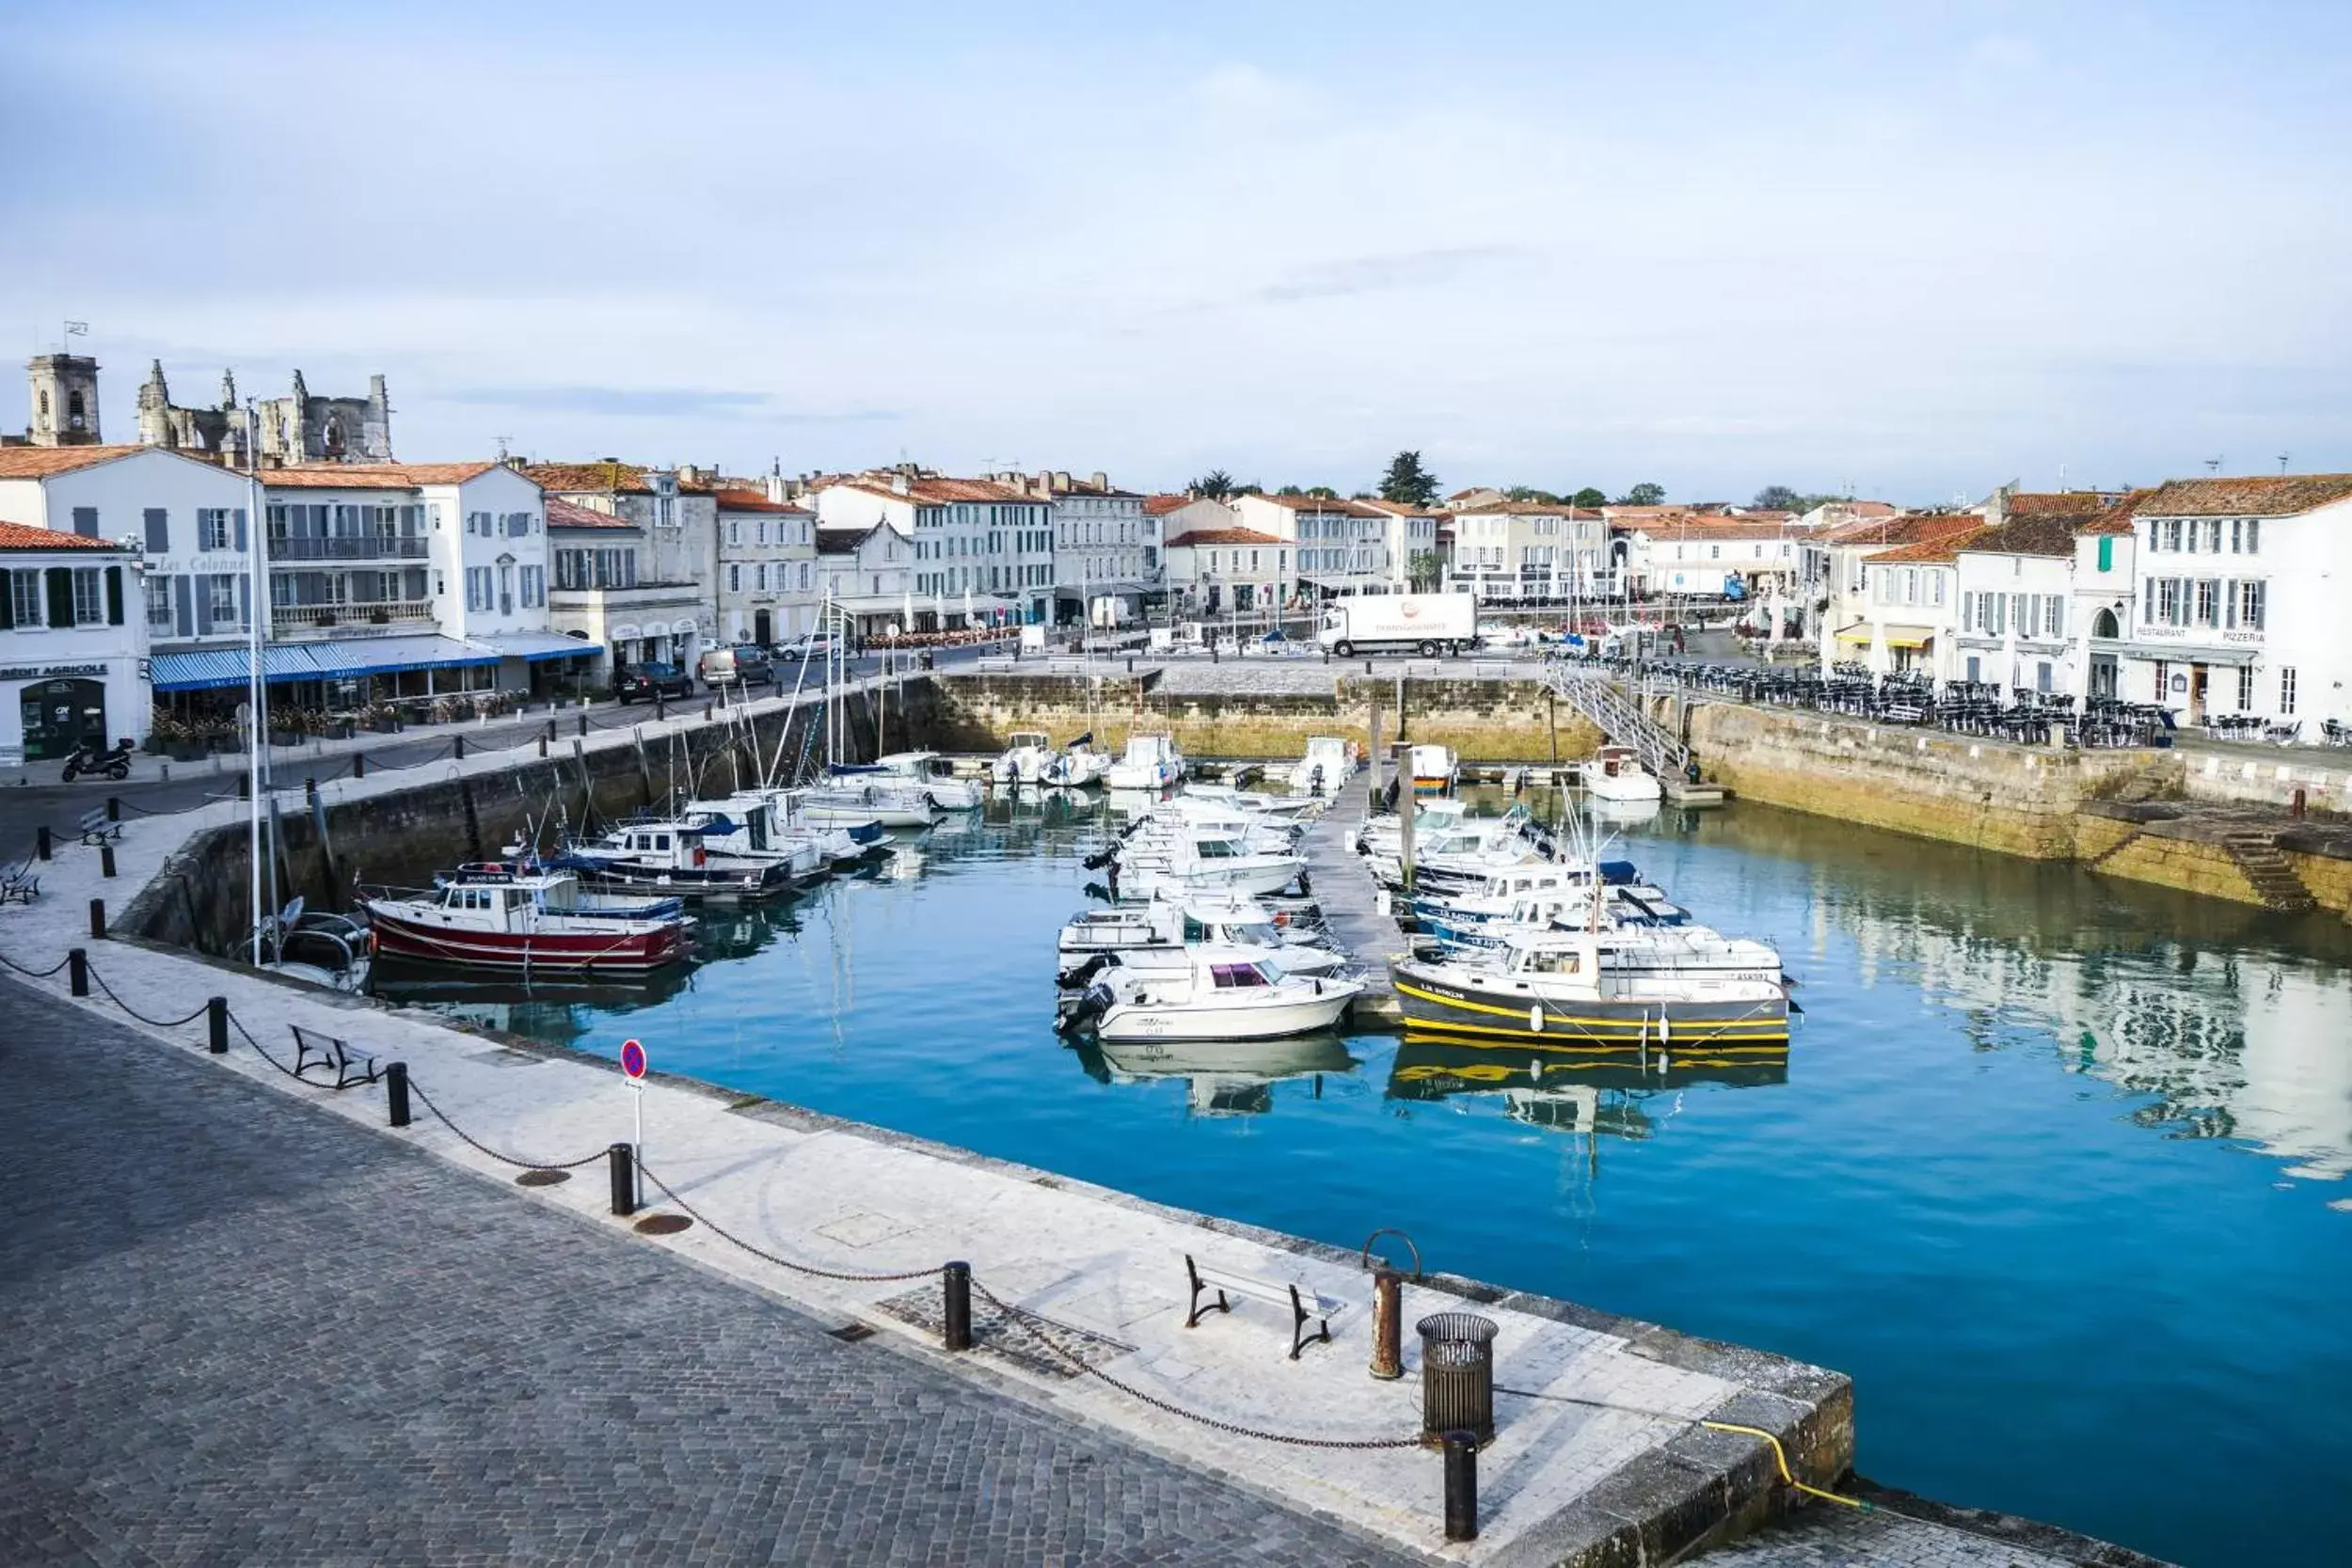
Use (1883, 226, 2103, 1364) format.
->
(1315, 593, 1478, 657)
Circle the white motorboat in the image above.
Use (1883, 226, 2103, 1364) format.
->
(867, 752, 983, 811)
(1584, 745, 1662, 803)
(554, 820, 802, 902)
(1057, 897, 1345, 985)
(993, 730, 1057, 784)
(1177, 782, 1322, 820)
(1062, 954, 1360, 1042)
(1290, 736, 1356, 798)
(1104, 829, 1307, 899)
(678, 794, 828, 882)
(1409, 743, 1458, 795)
(1051, 734, 1114, 787)
(797, 777, 941, 828)
(1104, 732, 1186, 791)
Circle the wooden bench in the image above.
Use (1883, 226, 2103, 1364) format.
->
(1184, 1253, 1348, 1360)
(291, 1024, 380, 1089)
(77, 807, 121, 847)
(0, 856, 38, 903)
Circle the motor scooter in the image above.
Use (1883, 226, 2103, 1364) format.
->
(61, 737, 135, 784)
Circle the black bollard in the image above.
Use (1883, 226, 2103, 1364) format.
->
(579, 712, 589, 737)
(943, 1261, 974, 1352)
(237, 770, 251, 800)
(100, 843, 116, 879)
(352, 752, 366, 779)
(609, 1142, 636, 1216)
(386, 1061, 411, 1127)
(87, 898, 105, 939)
(538, 733, 548, 759)
(1443, 1431, 1479, 1542)
(68, 947, 87, 996)
(207, 996, 228, 1054)
(106, 795, 120, 822)
(654, 690, 666, 721)
(703, 702, 713, 721)
(36, 825, 50, 862)
(453, 734, 467, 761)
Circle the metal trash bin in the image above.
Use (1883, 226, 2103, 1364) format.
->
(1417, 1312, 1498, 1447)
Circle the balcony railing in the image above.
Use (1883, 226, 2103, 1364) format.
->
(268, 535, 431, 562)
(272, 600, 438, 637)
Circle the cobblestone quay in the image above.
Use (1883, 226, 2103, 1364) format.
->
(0, 978, 1421, 1568)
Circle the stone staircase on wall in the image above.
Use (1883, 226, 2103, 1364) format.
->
(2219, 830, 2317, 912)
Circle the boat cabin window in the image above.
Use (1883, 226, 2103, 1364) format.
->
(1194, 838, 1237, 859)
(1209, 962, 1271, 988)
(1523, 948, 1583, 974)
(1183, 916, 1208, 942)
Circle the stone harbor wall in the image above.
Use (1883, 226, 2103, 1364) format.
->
(1681, 701, 2180, 860)
(921, 669, 1602, 764)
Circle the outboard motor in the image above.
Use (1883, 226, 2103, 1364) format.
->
(1054, 980, 1115, 1037)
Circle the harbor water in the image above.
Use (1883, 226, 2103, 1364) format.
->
(399, 789, 2352, 1567)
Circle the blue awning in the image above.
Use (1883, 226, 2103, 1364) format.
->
(473, 630, 598, 662)
(151, 645, 331, 692)
(303, 635, 501, 679)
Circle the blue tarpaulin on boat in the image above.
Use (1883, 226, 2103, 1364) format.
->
(1597, 860, 1640, 885)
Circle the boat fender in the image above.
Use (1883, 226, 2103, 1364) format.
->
(693, 846, 707, 868)
(1529, 1005, 1545, 1034)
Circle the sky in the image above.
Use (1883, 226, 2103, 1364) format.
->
(5, 1, 2350, 503)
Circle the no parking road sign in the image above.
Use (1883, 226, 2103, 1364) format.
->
(621, 1037, 648, 1080)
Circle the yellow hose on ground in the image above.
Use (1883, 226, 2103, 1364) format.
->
(1700, 1421, 1869, 1511)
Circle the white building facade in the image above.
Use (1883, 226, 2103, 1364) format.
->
(1162, 528, 1293, 615)
(0, 522, 147, 764)
(716, 486, 818, 647)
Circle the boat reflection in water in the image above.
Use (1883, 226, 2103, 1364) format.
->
(1073, 1033, 1359, 1117)
(1386, 1034, 1788, 1137)
(368, 957, 694, 1051)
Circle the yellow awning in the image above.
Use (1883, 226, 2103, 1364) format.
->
(1883, 635, 1929, 650)
(1834, 628, 1874, 645)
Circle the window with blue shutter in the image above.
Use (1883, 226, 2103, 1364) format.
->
(194, 571, 213, 635)
(174, 575, 194, 637)
(105, 566, 123, 625)
(72, 507, 99, 537)
(144, 509, 169, 552)
(236, 575, 249, 630)
(233, 509, 248, 552)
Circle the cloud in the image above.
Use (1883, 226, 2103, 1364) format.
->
(1257, 246, 1529, 305)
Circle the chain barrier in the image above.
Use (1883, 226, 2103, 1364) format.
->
(0, 947, 73, 978)
(404, 1077, 609, 1170)
(635, 1164, 946, 1283)
(83, 965, 213, 1028)
(967, 1278, 1422, 1451)
(225, 1011, 309, 1082)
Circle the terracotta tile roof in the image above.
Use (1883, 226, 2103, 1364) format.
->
(520, 461, 652, 495)
(1629, 515, 1798, 540)
(833, 476, 1041, 507)
(262, 462, 503, 489)
(2124, 474, 2352, 518)
(1248, 494, 1380, 515)
(1167, 527, 1286, 547)
(1821, 512, 1980, 548)
(545, 496, 630, 531)
(1961, 515, 2079, 559)
(714, 488, 811, 515)
(0, 519, 127, 551)
(0, 445, 153, 478)
(1143, 494, 1198, 515)
(1871, 526, 1989, 564)
(2002, 491, 2114, 520)
(1452, 501, 1603, 519)
(2080, 487, 2159, 537)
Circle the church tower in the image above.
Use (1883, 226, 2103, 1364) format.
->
(136, 360, 173, 448)
(26, 354, 102, 446)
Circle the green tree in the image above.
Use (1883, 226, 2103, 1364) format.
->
(1406, 550, 1443, 591)
(1305, 484, 1339, 499)
(1752, 484, 1804, 511)
(1568, 485, 1606, 508)
(1504, 485, 1564, 504)
(1618, 482, 1667, 506)
(1378, 450, 1440, 508)
(1189, 468, 1237, 500)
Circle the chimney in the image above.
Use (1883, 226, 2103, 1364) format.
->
(891, 473, 910, 496)
(1089, 470, 1107, 492)
(1055, 470, 1072, 492)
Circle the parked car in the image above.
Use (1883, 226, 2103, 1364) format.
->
(699, 644, 776, 688)
(613, 661, 694, 704)
(785, 632, 836, 660)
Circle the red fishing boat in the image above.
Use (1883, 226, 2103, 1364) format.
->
(359, 863, 689, 974)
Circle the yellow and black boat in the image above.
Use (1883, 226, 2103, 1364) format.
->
(1389, 929, 1791, 1050)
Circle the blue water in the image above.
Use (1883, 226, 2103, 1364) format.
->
(406, 793, 2352, 1566)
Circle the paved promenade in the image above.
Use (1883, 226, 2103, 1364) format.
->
(0, 978, 1421, 1568)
